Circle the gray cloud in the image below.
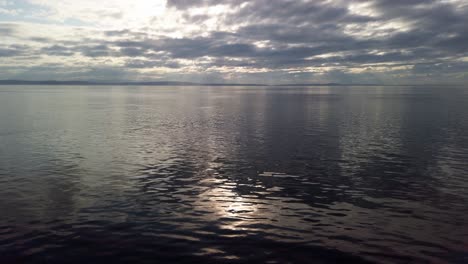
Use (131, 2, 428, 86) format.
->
(125, 59, 181, 69)
(30, 37, 51, 43)
(2, 0, 468, 83)
(146, 0, 468, 76)
(41, 45, 76, 56)
(0, 45, 27, 57)
(80, 44, 112, 57)
(0, 23, 17, 36)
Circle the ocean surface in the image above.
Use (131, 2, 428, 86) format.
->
(0, 85, 467, 263)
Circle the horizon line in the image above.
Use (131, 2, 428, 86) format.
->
(0, 80, 463, 87)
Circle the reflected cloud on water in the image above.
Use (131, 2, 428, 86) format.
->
(1, 86, 468, 263)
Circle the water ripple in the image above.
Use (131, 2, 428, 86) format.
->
(1, 86, 468, 263)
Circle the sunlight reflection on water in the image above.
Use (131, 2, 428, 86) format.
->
(0, 85, 468, 263)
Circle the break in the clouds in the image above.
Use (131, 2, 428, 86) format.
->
(0, 0, 467, 84)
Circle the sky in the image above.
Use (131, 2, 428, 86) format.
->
(0, 0, 467, 84)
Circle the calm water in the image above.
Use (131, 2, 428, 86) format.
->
(0, 85, 467, 263)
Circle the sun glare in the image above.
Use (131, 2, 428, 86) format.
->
(130, 0, 167, 19)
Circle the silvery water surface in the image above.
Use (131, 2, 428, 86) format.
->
(0, 85, 467, 263)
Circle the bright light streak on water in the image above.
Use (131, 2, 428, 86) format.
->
(0, 85, 467, 263)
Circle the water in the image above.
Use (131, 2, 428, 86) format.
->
(0, 85, 467, 263)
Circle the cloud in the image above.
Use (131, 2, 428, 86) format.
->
(125, 59, 181, 69)
(0, 23, 16, 36)
(0, 0, 467, 83)
(0, 44, 28, 57)
(167, 0, 245, 10)
(40, 45, 75, 56)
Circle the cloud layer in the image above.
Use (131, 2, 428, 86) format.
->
(1, 0, 467, 84)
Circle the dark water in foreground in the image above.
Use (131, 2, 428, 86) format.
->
(0, 85, 467, 263)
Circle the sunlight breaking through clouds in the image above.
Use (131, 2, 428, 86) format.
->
(0, 0, 467, 84)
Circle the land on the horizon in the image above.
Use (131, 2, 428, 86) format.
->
(0, 80, 460, 87)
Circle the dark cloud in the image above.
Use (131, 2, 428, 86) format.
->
(227, 0, 372, 25)
(0, 45, 27, 57)
(3, 0, 468, 83)
(412, 61, 468, 75)
(151, 0, 467, 77)
(120, 47, 146, 57)
(30, 37, 51, 43)
(41, 45, 75, 56)
(80, 44, 112, 57)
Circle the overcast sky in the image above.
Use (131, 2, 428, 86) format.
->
(1, 0, 467, 84)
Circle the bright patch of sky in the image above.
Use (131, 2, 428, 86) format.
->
(0, 0, 467, 84)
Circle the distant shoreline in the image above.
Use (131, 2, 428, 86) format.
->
(0, 80, 462, 87)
